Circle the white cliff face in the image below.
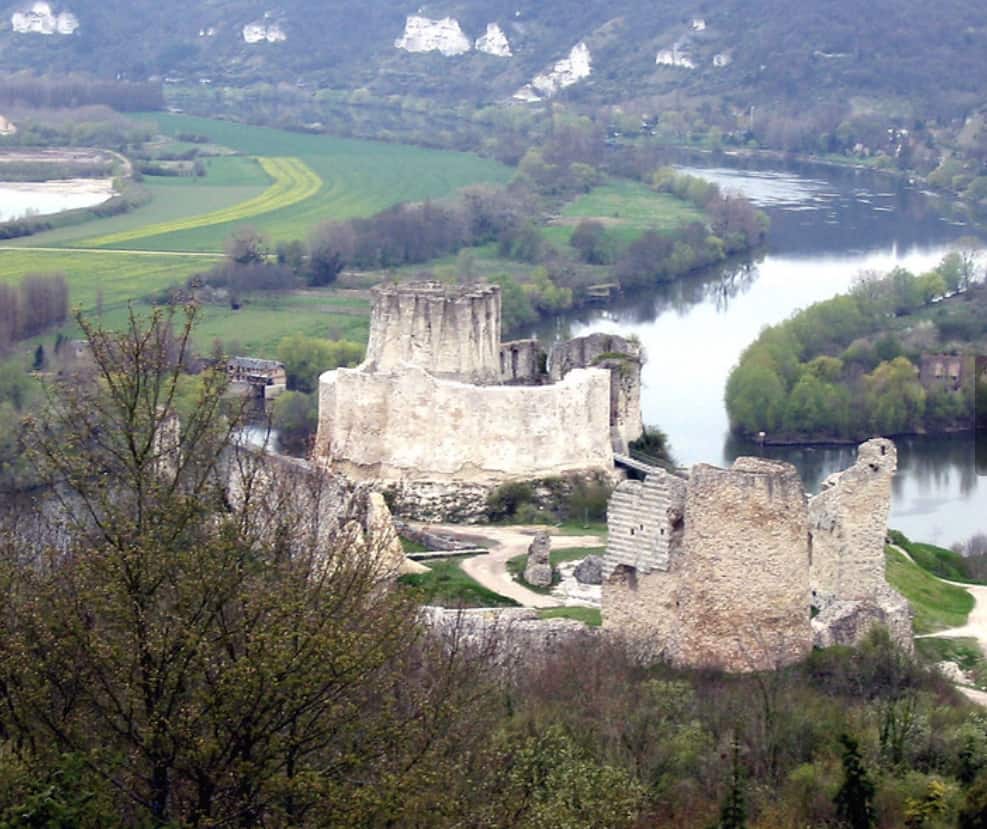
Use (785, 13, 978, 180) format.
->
(395, 15, 471, 56)
(656, 46, 695, 69)
(243, 21, 286, 43)
(514, 41, 592, 101)
(11, 2, 78, 35)
(475, 22, 511, 57)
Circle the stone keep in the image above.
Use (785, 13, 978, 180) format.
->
(315, 282, 620, 504)
(675, 458, 812, 671)
(364, 282, 502, 384)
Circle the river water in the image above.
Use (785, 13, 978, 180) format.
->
(0, 179, 115, 221)
(543, 157, 983, 547)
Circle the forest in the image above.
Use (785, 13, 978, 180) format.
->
(725, 251, 984, 441)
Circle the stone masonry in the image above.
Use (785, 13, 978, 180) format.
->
(315, 282, 644, 520)
(809, 438, 897, 604)
(602, 441, 912, 673)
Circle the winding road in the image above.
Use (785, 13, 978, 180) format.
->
(894, 544, 987, 705)
(424, 523, 605, 608)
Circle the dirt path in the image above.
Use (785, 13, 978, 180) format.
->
(425, 523, 605, 608)
(893, 543, 987, 703)
(916, 579, 987, 655)
(0, 245, 223, 257)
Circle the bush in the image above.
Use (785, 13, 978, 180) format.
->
(486, 481, 535, 521)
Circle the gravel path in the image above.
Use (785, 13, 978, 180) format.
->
(425, 523, 605, 608)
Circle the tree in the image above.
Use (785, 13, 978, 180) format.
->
(959, 770, 987, 829)
(307, 221, 354, 286)
(834, 734, 876, 829)
(716, 736, 748, 829)
(864, 357, 926, 435)
(276, 334, 364, 393)
(725, 362, 787, 434)
(224, 226, 269, 266)
(271, 390, 318, 454)
(0, 307, 486, 826)
(570, 219, 615, 265)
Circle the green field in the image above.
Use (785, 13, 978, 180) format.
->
(885, 546, 974, 634)
(0, 116, 514, 354)
(23, 113, 511, 253)
(543, 179, 705, 249)
(84, 156, 322, 249)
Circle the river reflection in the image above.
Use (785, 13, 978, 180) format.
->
(539, 158, 983, 546)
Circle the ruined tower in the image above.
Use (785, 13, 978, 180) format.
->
(315, 281, 622, 519)
(675, 458, 813, 671)
(808, 438, 897, 604)
(602, 441, 911, 671)
(364, 281, 502, 384)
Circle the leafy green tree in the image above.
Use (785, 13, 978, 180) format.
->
(271, 389, 317, 454)
(276, 333, 364, 393)
(959, 769, 987, 829)
(0, 307, 488, 826)
(570, 220, 615, 265)
(834, 734, 876, 829)
(725, 361, 787, 434)
(864, 357, 926, 435)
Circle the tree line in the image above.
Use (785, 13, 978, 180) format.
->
(0, 272, 68, 351)
(0, 72, 163, 112)
(726, 251, 982, 441)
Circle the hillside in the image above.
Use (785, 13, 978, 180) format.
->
(1, 0, 985, 120)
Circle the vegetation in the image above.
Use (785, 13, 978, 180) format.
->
(83, 156, 322, 249)
(726, 253, 982, 441)
(890, 530, 987, 586)
(884, 547, 974, 634)
(398, 558, 520, 608)
(537, 606, 602, 626)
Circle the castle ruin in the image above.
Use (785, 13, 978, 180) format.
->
(315, 281, 643, 520)
(602, 439, 911, 672)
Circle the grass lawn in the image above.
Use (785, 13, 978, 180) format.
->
(885, 546, 974, 634)
(538, 606, 602, 627)
(398, 558, 519, 609)
(543, 179, 705, 251)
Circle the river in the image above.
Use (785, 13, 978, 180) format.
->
(0, 179, 115, 221)
(542, 157, 983, 547)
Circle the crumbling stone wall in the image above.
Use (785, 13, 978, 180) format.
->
(603, 470, 686, 579)
(675, 459, 812, 671)
(500, 339, 546, 384)
(318, 364, 613, 484)
(364, 282, 502, 384)
(809, 438, 897, 604)
(549, 332, 643, 450)
(602, 441, 912, 672)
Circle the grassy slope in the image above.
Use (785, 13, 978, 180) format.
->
(398, 558, 519, 609)
(890, 530, 987, 585)
(885, 546, 974, 634)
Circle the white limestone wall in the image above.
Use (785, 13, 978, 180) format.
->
(316, 364, 614, 483)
